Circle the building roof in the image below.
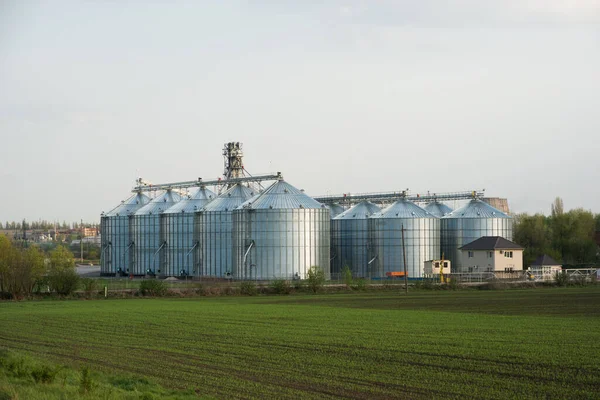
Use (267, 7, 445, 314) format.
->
(442, 199, 511, 219)
(163, 187, 216, 214)
(371, 198, 434, 219)
(201, 184, 255, 212)
(459, 236, 523, 250)
(238, 180, 324, 210)
(424, 201, 452, 217)
(531, 254, 561, 266)
(334, 201, 380, 220)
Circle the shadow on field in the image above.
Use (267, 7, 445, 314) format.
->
(251, 287, 600, 317)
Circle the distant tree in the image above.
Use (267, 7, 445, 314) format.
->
(551, 197, 564, 217)
(595, 214, 600, 231)
(48, 245, 79, 295)
(0, 236, 46, 297)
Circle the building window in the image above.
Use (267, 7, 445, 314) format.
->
(488, 251, 493, 258)
(504, 251, 513, 258)
(468, 251, 474, 258)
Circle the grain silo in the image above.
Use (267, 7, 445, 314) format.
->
(441, 199, 512, 272)
(161, 187, 215, 277)
(326, 203, 345, 218)
(100, 192, 150, 275)
(330, 201, 381, 279)
(424, 201, 453, 218)
(130, 190, 182, 275)
(232, 179, 330, 280)
(195, 184, 255, 278)
(368, 198, 439, 279)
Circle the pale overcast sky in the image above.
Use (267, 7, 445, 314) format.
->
(1, 1, 599, 223)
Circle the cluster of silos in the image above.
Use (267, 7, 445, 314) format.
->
(441, 199, 512, 272)
(330, 201, 380, 279)
(195, 184, 256, 278)
(368, 199, 440, 279)
(100, 192, 150, 275)
(232, 180, 330, 280)
(161, 187, 215, 277)
(130, 190, 182, 275)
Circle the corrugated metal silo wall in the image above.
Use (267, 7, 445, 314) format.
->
(130, 214, 161, 275)
(161, 213, 195, 276)
(195, 211, 234, 278)
(368, 217, 440, 279)
(441, 218, 513, 272)
(232, 208, 330, 280)
(104, 215, 133, 275)
(100, 216, 109, 274)
(330, 218, 370, 279)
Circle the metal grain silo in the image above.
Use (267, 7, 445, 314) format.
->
(441, 199, 512, 272)
(130, 190, 182, 275)
(195, 184, 255, 278)
(330, 201, 380, 280)
(368, 199, 439, 279)
(161, 187, 215, 277)
(424, 201, 453, 218)
(100, 192, 150, 275)
(326, 203, 345, 218)
(232, 180, 330, 280)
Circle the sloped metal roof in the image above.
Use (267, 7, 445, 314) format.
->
(334, 201, 380, 220)
(134, 190, 182, 215)
(442, 199, 510, 219)
(238, 180, 324, 210)
(163, 187, 216, 214)
(424, 201, 453, 218)
(531, 254, 561, 266)
(371, 198, 434, 219)
(326, 203, 346, 218)
(459, 236, 523, 250)
(201, 184, 255, 212)
(105, 192, 151, 217)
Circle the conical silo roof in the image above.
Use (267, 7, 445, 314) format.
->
(238, 180, 324, 210)
(373, 198, 433, 219)
(163, 187, 216, 214)
(424, 201, 453, 218)
(202, 184, 255, 212)
(326, 203, 345, 218)
(442, 199, 510, 219)
(105, 192, 151, 217)
(334, 201, 380, 220)
(134, 190, 182, 215)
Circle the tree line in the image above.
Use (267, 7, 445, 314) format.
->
(0, 235, 79, 298)
(0, 220, 98, 231)
(514, 197, 600, 268)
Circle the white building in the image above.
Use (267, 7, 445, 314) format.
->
(529, 255, 562, 281)
(423, 259, 451, 278)
(459, 236, 523, 273)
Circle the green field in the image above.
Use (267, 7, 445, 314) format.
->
(1, 287, 600, 399)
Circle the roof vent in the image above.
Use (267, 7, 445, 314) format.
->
(269, 205, 273, 209)
(228, 193, 231, 197)
(284, 188, 289, 193)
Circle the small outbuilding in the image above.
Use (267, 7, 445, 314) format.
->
(423, 259, 451, 278)
(529, 255, 562, 281)
(459, 236, 523, 273)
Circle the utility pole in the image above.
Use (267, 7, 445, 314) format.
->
(401, 224, 408, 295)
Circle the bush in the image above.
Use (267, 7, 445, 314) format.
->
(31, 365, 61, 384)
(351, 278, 367, 291)
(240, 281, 258, 296)
(307, 266, 325, 294)
(139, 279, 168, 296)
(48, 269, 80, 296)
(80, 278, 98, 296)
(79, 366, 95, 394)
(414, 279, 436, 290)
(342, 265, 353, 288)
(292, 278, 304, 291)
(554, 271, 569, 287)
(269, 279, 291, 295)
